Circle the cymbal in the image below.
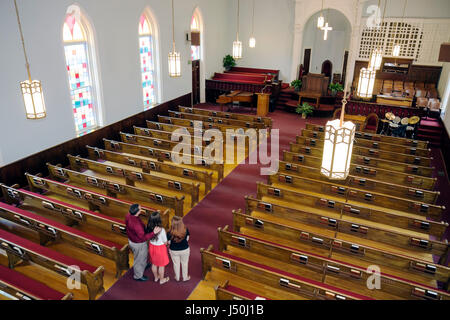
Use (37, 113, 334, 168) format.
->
(394, 116, 401, 124)
(401, 117, 409, 125)
(409, 116, 420, 124)
(385, 112, 395, 121)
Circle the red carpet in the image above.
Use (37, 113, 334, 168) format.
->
(99, 105, 449, 300)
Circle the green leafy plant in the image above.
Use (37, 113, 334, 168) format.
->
(329, 82, 344, 92)
(223, 55, 236, 70)
(291, 79, 302, 91)
(296, 102, 314, 117)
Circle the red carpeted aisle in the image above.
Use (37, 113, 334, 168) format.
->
(99, 105, 449, 300)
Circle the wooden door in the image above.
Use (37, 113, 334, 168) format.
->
(303, 49, 311, 75)
(321, 60, 332, 78)
(342, 51, 349, 86)
(192, 60, 200, 105)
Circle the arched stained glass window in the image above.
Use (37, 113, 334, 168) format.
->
(63, 9, 98, 134)
(139, 14, 156, 110)
(191, 14, 201, 61)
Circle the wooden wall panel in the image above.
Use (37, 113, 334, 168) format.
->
(0, 94, 191, 188)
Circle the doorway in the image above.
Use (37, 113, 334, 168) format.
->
(321, 60, 332, 78)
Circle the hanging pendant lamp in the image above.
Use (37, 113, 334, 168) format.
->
(168, 0, 181, 77)
(14, 0, 46, 119)
(249, 0, 256, 48)
(232, 0, 242, 59)
(317, 0, 325, 29)
(393, 0, 407, 57)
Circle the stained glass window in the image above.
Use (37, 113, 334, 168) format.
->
(191, 14, 201, 61)
(139, 14, 156, 110)
(63, 12, 97, 133)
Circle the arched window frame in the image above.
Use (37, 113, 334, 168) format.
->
(62, 6, 102, 136)
(139, 11, 160, 110)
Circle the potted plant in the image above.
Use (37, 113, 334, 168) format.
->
(291, 79, 302, 92)
(223, 54, 236, 71)
(329, 82, 344, 97)
(296, 102, 314, 119)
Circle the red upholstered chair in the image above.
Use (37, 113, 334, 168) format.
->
(364, 113, 379, 133)
(416, 97, 429, 108)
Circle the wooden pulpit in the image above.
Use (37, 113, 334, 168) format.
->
(256, 93, 270, 116)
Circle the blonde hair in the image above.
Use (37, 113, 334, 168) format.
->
(169, 216, 186, 243)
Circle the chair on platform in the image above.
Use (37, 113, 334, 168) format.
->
(427, 89, 438, 99)
(364, 113, 379, 133)
(416, 97, 429, 108)
(404, 88, 415, 97)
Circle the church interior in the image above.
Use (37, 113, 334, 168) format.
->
(0, 0, 450, 301)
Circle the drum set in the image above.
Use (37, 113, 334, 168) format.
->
(379, 112, 420, 139)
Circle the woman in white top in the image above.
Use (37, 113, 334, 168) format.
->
(146, 212, 170, 284)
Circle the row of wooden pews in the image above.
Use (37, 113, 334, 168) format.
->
(191, 120, 450, 300)
(0, 105, 271, 300)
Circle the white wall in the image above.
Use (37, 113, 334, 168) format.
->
(301, 9, 351, 76)
(225, 0, 295, 82)
(0, 0, 230, 166)
(362, 0, 450, 18)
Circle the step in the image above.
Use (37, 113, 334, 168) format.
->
(417, 127, 443, 135)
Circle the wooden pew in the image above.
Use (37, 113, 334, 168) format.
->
(256, 182, 446, 243)
(178, 106, 272, 128)
(215, 280, 270, 300)
(0, 202, 129, 277)
(134, 126, 209, 146)
(218, 226, 450, 298)
(46, 163, 184, 217)
(24, 173, 170, 229)
(244, 194, 448, 261)
(68, 154, 199, 208)
(201, 245, 373, 300)
(0, 228, 104, 300)
(284, 150, 434, 178)
(277, 161, 439, 204)
(297, 133, 432, 158)
(1, 184, 128, 239)
(120, 132, 217, 160)
(290, 142, 432, 167)
(86, 146, 213, 193)
(252, 182, 446, 238)
(0, 264, 73, 300)
(157, 115, 255, 133)
(168, 110, 267, 130)
(103, 139, 224, 181)
(232, 209, 449, 286)
(266, 173, 445, 222)
(283, 151, 436, 189)
(305, 123, 429, 149)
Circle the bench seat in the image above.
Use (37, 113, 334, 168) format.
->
(0, 264, 71, 300)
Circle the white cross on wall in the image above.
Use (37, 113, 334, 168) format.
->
(321, 22, 332, 40)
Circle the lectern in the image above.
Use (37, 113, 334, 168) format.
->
(256, 93, 270, 116)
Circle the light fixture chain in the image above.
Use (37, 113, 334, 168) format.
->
(14, 0, 31, 81)
(251, 0, 255, 35)
(237, 0, 240, 40)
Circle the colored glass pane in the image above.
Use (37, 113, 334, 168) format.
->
(139, 34, 155, 110)
(64, 43, 96, 132)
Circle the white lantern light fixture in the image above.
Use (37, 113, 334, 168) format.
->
(392, 44, 401, 57)
(233, 0, 242, 59)
(14, 0, 46, 119)
(168, 0, 181, 77)
(357, 68, 376, 99)
(317, 0, 325, 29)
(321, 93, 355, 180)
(368, 48, 383, 71)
